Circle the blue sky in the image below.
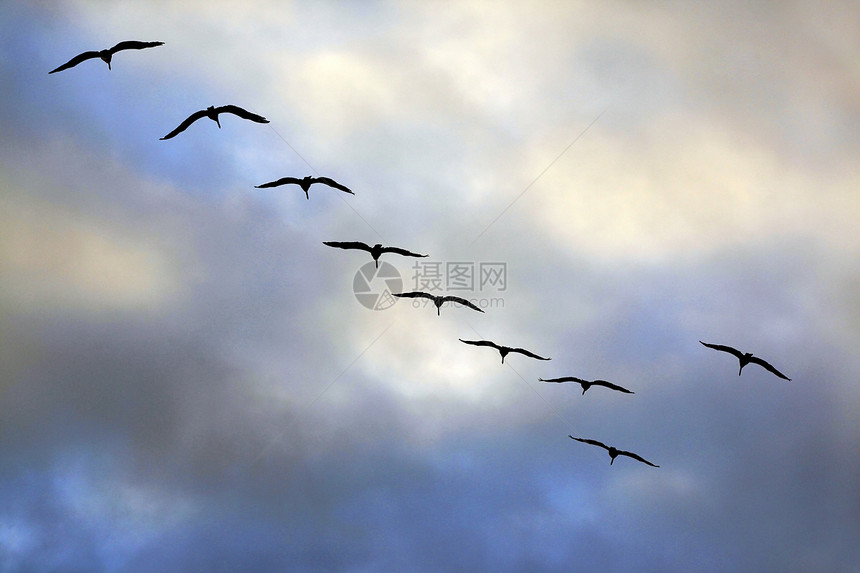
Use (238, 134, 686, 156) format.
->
(1, 1, 859, 571)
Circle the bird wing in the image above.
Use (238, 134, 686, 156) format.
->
(110, 40, 164, 53)
(254, 177, 303, 189)
(748, 356, 791, 381)
(438, 296, 484, 313)
(392, 291, 435, 301)
(160, 109, 209, 140)
(218, 105, 269, 124)
(618, 450, 659, 467)
(49, 50, 100, 73)
(314, 177, 354, 195)
(322, 241, 372, 253)
(379, 246, 428, 258)
(539, 376, 585, 384)
(592, 380, 634, 394)
(509, 347, 550, 360)
(459, 339, 500, 350)
(569, 436, 610, 451)
(699, 340, 744, 359)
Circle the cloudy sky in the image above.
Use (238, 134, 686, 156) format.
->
(2, 1, 859, 570)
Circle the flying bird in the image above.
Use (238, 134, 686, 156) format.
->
(392, 292, 484, 316)
(699, 341, 791, 380)
(569, 436, 659, 467)
(49, 41, 164, 74)
(255, 176, 353, 199)
(458, 339, 550, 364)
(323, 241, 428, 268)
(160, 105, 269, 140)
(540, 376, 633, 395)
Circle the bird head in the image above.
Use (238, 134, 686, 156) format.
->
(99, 50, 112, 69)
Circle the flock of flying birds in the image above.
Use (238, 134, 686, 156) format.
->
(50, 40, 794, 469)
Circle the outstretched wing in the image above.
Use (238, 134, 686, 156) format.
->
(255, 177, 303, 189)
(459, 339, 500, 350)
(323, 241, 372, 253)
(392, 291, 435, 301)
(569, 436, 610, 451)
(539, 376, 587, 384)
(439, 296, 484, 313)
(618, 450, 659, 467)
(699, 340, 744, 359)
(314, 177, 354, 195)
(110, 40, 164, 53)
(49, 50, 100, 74)
(510, 347, 550, 360)
(218, 105, 269, 124)
(592, 379, 634, 394)
(748, 356, 791, 381)
(379, 246, 428, 258)
(160, 109, 209, 140)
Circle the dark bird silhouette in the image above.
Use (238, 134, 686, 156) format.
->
(569, 436, 659, 467)
(160, 105, 269, 140)
(458, 339, 550, 364)
(393, 292, 484, 316)
(255, 176, 353, 199)
(323, 241, 427, 268)
(540, 376, 633, 395)
(49, 41, 164, 74)
(699, 341, 791, 380)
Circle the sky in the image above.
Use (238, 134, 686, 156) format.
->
(1, 0, 859, 570)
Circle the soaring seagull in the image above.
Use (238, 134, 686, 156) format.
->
(540, 376, 633, 395)
(392, 292, 484, 316)
(569, 436, 659, 467)
(323, 241, 427, 268)
(458, 339, 550, 364)
(699, 341, 791, 380)
(160, 105, 269, 140)
(255, 176, 353, 199)
(49, 41, 164, 74)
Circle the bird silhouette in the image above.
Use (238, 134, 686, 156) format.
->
(458, 339, 550, 364)
(255, 176, 353, 199)
(393, 292, 484, 316)
(569, 436, 659, 467)
(540, 376, 633, 395)
(160, 105, 269, 140)
(323, 241, 428, 268)
(49, 41, 164, 74)
(699, 341, 791, 380)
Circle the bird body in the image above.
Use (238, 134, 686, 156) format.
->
(160, 105, 269, 140)
(459, 339, 550, 364)
(49, 41, 164, 74)
(699, 341, 791, 380)
(569, 436, 658, 467)
(540, 376, 633, 395)
(393, 291, 484, 315)
(255, 176, 353, 199)
(323, 241, 427, 268)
